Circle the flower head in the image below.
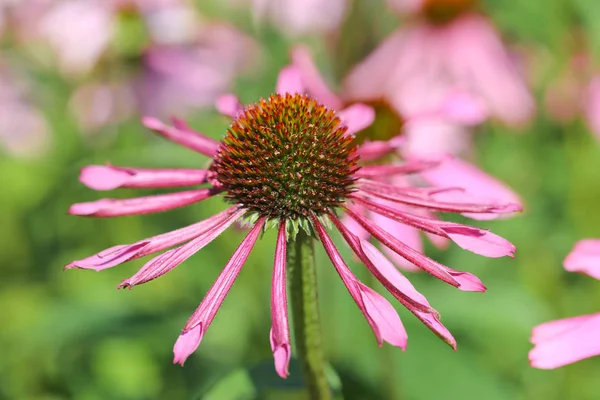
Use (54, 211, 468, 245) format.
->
(211, 93, 358, 223)
(67, 68, 518, 377)
(347, 0, 534, 127)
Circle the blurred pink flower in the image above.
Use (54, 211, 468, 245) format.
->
(69, 22, 260, 129)
(67, 67, 517, 376)
(290, 45, 522, 268)
(69, 82, 136, 131)
(344, 1, 534, 127)
(12, 0, 196, 76)
(584, 77, 600, 140)
(0, 63, 50, 158)
(136, 23, 261, 118)
(529, 239, 600, 369)
(40, 0, 114, 75)
(250, 0, 348, 37)
(544, 51, 600, 140)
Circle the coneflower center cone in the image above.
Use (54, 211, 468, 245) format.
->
(353, 99, 404, 145)
(211, 93, 359, 221)
(422, 0, 477, 24)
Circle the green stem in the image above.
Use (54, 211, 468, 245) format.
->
(288, 230, 332, 400)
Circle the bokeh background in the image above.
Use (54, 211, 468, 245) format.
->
(2, 0, 600, 399)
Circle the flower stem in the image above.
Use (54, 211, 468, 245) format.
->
(288, 230, 332, 400)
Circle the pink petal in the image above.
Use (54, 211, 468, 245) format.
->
(368, 208, 422, 272)
(529, 313, 600, 369)
(420, 157, 522, 220)
(358, 238, 456, 348)
(173, 324, 203, 366)
(338, 104, 375, 136)
(65, 207, 244, 271)
(118, 209, 243, 288)
(270, 329, 291, 379)
(183, 218, 266, 333)
(142, 116, 219, 157)
(66, 243, 148, 271)
(291, 45, 343, 109)
(441, 225, 515, 258)
(216, 93, 244, 118)
(80, 165, 210, 190)
(270, 222, 291, 378)
(331, 213, 456, 348)
(531, 314, 596, 343)
(403, 119, 472, 159)
(344, 206, 486, 292)
(356, 181, 520, 216)
(69, 188, 217, 217)
(312, 215, 407, 348)
(341, 205, 370, 240)
(276, 65, 305, 95)
(564, 239, 600, 280)
(354, 196, 515, 258)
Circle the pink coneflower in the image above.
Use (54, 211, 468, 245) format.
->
(344, 0, 535, 127)
(67, 68, 518, 379)
(529, 240, 600, 369)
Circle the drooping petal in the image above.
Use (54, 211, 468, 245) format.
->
(353, 196, 516, 258)
(142, 116, 219, 157)
(368, 209, 422, 271)
(65, 207, 244, 271)
(69, 188, 218, 217)
(276, 65, 305, 95)
(311, 215, 407, 349)
(419, 157, 522, 220)
(79, 165, 210, 190)
(356, 180, 521, 216)
(216, 93, 244, 118)
(270, 222, 291, 378)
(529, 313, 600, 369)
(563, 239, 600, 280)
(291, 45, 343, 109)
(338, 104, 375, 136)
(118, 209, 243, 288)
(359, 239, 456, 348)
(173, 324, 203, 366)
(442, 225, 515, 258)
(332, 213, 456, 349)
(344, 207, 485, 292)
(182, 218, 266, 333)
